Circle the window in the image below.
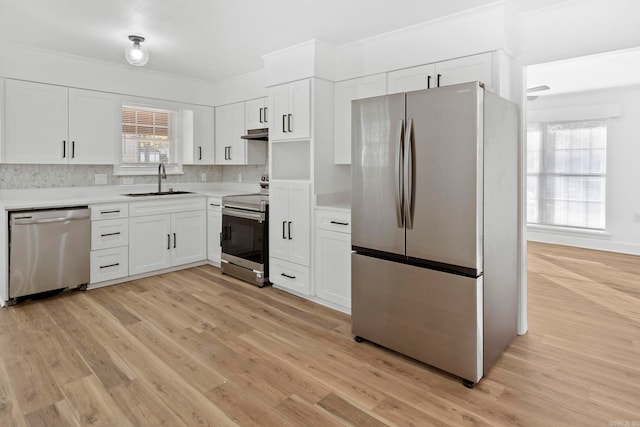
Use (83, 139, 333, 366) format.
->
(527, 120, 607, 230)
(117, 105, 181, 174)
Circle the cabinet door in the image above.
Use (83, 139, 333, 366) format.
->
(245, 97, 267, 130)
(129, 214, 172, 275)
(172, 210, 207, 266)
(194, 106, 215, 164)
(269, 180, 290, 260)
(270, 258, 311, 295)
(386, 64, 436, 94)
(334, 74, 387, 164)
(288, 79, 310, 140)
(68, 88, 120, 165)
(268, 84, 290, 141)
(435, 52, 493, 89)
(315, 228, 351, 310)
(5, 80, 68, 164)
(207, 209, 222, 265)
(215, 102, 245, 165)
(287, 181, 311, 266)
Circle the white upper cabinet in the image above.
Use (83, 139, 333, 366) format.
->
(435, 52, 493, 89)
(387, 63, 436, 94)
(68, 88, 121, 164)
(5, 80, 69, 164)
(334, 74, 387, 164)
(215, 101, 267, 165)
(215, 102, 245, 165)
(4, 80, 120, 164)
(387, 52, 494, 94)
(268, 79, 310, 141)
(245, 97, 268, 130)
(184, 105, 215, 165)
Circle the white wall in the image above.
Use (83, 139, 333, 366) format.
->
(0, 42, 266, 106)
(526, 84, 640, 255)
(516, 0, 640, 66)
(334, 3, 514, 81)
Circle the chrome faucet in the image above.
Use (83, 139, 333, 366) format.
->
(158, 163, 166, 193)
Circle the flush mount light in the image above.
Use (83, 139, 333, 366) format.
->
(125, 35, 149, 66)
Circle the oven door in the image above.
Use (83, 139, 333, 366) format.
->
(221, 207, 267, 272)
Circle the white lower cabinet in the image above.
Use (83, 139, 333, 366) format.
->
(172, 210, 207, 265)
(270, 258, 311, 296)
(269, 180, 311, 294)
(128, 198, 206, 276)
(129, 214, 172, 275)
(207, 198, 223, 266)
(89, 203, 129, 284)
(90, 246, 129, 283)
(314, 208, 352, 312)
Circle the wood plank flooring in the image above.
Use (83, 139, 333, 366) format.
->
(0, 241, 639, 426)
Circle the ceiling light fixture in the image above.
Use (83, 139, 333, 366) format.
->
(125, 35, 149, 66)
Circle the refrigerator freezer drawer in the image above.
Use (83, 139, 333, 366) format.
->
(351, 253, 483, 383)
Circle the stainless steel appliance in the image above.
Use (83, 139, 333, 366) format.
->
(221, 176, 269, 286)
(9, 206, 90, 303)
(241, 127, 269, 141)
(351, 81, 519, 387)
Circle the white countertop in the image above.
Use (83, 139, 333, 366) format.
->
(0, 182, 260, 210)
(315, 190, 351, 211)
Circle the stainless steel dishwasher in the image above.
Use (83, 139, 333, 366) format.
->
(9, 207, 90, 302)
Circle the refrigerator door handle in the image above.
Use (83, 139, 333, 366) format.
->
(395, 119, 405, 228)
(404, 118, 414, 229)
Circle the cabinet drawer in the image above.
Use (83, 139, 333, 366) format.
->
(270, 258, 310, 295)
(316, 209, 351, 233)
(90, 246, 128, 283)
(129, 197, 206, 217)
(207, 197, 222, 211)
(91, 203, 129, 220)
(91, 218, 129, 250)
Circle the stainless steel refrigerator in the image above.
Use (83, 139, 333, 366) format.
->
(351, 81, 518, 386)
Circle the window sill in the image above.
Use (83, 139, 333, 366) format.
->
(113, 164, 184, 176)
(527, 224, 611, 239)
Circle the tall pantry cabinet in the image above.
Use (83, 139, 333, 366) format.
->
(265, 41, 350, 297)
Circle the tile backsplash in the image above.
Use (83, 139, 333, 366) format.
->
(0, 164, 268, 189)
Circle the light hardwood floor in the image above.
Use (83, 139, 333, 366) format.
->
(0, 242, 639, 426)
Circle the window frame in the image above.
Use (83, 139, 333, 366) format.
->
(526, 119, 608, 231)
(114, 100, 184, 176)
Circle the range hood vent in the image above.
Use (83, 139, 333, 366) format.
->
(241, 128, 269, 141)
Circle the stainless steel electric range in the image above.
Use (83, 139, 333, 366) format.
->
(220, 176, 269, 286)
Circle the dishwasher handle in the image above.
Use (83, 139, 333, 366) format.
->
(11, 209, 90, 226)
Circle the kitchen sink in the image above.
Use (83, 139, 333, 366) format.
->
(123, 190, 194, 197)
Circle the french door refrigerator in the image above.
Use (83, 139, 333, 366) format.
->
(351, 81, 518, 386)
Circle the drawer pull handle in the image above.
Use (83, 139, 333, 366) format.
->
(330, 221, 349, 226)
(209, 203, 220, 207)
(281, 273, 296, 279)
(99, 263, 120, 269)
(101, 210, 121, 215)
(100, 232, 121, 237)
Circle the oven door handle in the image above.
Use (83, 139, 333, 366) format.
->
(222, 207, 266, 222)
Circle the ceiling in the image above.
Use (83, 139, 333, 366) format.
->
(0, 0, 568, 83)
(527, 47, 640, 98)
